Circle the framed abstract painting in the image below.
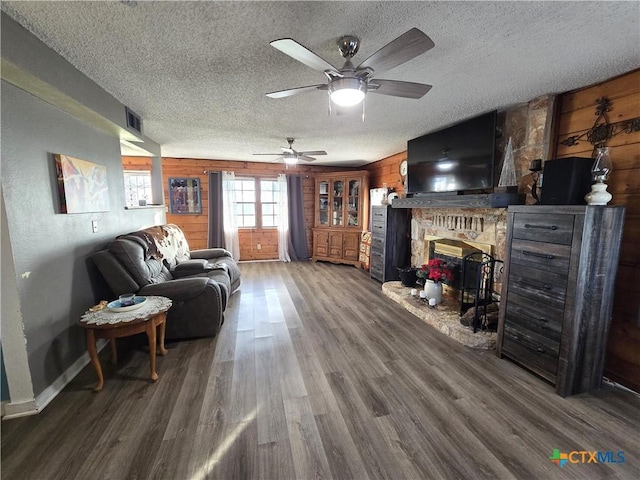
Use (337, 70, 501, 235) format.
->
(168, 177, 202, 214)
(54, 154, 110, 213)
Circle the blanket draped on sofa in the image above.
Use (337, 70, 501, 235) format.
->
(120, 224, 190, 268)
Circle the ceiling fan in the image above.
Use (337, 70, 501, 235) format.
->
(253, 138, 327, 165)
(266, 28, 434, 111)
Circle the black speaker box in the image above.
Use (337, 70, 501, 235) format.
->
(540, 157, 594, 205)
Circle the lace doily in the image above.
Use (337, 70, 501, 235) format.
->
(81, 296, 172, 326)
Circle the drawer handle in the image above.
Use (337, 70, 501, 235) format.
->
(536, 347, 545, 353)
(518, 277, 552, 291)
(521, 250, 555, 260)
(512, 334, 520, 341)
(524, 223, 558, 231)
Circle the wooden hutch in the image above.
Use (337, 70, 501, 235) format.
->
(312, 171, 369, 267)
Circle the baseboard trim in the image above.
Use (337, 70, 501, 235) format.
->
(238, 259, 279, 263)
(602, 377, 640, 397)
(33, 339, 108, 413)
(2, 399, 38, 419)
(3, 339, 107, 419)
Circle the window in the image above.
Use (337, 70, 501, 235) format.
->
(260, 179, 279, 227)
(233, 179, 256, 227)
(232, 177, 279, 228)
(123, 170, 152, 207)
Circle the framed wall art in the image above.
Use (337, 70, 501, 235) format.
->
(54, 154, 110, 214)
(168, 177, 202, 214)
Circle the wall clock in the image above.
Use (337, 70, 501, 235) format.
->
(399, 159, 408, 177)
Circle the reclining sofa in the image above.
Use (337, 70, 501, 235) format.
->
(91, 224, 240, 339)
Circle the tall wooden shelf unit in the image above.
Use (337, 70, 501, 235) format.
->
(496, 205, 625, 397)
(312, 171, 369, 267)
(370, 205, 411, 282)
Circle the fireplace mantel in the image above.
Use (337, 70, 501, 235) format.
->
(391, 193, 523, 209)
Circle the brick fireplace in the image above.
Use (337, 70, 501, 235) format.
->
(380, 206, 508, 350)
(376, 94, 555, 349)
(411, 207, 507, 265)
(411, 206, 508, 295)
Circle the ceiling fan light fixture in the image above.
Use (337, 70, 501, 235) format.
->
(329, 78, 366, 107)
(283, 155, 298, 165)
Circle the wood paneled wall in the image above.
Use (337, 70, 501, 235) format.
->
(122, 152, 408, 255)
(122, 156, 152, 171)
(552, 69, 640, 393)
(364, 151, 407, 193)
(158, 158, 351, 258)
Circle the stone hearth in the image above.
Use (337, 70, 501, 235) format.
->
(382, 281, 496, 350)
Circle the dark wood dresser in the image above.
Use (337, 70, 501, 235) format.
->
(370, 205, 410, 283)
(496, 205, 625, 396)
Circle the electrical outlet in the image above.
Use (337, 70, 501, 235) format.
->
(91, 220, 98, 233)
(257, 243, 262, 250)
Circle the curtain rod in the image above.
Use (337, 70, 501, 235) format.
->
(203, 169, 309, 178)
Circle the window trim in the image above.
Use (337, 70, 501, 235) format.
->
(123, 169, 153, 208)
(233, 177, 258, 228)
(259, 178, 279, 229)
(233, 176, 279, 230)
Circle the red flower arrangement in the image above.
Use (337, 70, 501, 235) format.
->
(416, 258, 454, 283)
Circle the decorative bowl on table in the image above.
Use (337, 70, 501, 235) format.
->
(107, 296, 147, 312)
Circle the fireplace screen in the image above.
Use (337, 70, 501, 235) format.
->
(459, 252, 503, 332)
(428, 239, 482, 290)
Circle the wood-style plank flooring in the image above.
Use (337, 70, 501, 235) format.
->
(2, 261, 640, 479)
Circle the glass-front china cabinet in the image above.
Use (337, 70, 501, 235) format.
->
(313, 171, 368, 266)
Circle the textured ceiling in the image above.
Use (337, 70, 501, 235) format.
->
(2, 1, 639, 166)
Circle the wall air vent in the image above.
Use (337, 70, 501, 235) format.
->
(125, 107, 142, 133)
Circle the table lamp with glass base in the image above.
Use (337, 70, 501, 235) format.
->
(585, 147, 613, 205)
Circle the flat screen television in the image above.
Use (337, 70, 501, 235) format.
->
(407, 110, 497, 194)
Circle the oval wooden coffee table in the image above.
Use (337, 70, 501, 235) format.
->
(80, 296, 172, 392)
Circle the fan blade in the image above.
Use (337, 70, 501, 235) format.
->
(356, 28, 434, 74)
(298, 155, 317, 162)
(298, 150, 327, 156)
(280, 147, 295, 154)
(270, 157, 285, 163)
(368, 79, 432, 99)
(266, 84, 327, 99)
(253, 153, 282, 156)
(270, 38, 339, 73)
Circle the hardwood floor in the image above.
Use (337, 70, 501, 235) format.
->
(2, 261, 640, 479)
